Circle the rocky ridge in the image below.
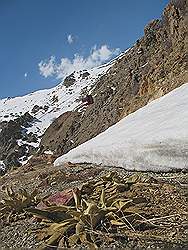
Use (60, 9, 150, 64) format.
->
(40, 0, 188, 158)
(0, 65, 111, 173)
(0, 112, 38, 174)
(0, 0, 187, 173)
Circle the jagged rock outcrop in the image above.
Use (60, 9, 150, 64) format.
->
(63, 73, 76, 87)
(80, 71, 90, 79)
(0, 112, 38, 172)
(41, 0, 188, 157)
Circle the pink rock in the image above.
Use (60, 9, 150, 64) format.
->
(43, 190, 74, 207)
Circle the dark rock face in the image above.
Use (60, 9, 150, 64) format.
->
(64, 73, 76, 87)
(31, 105, 49, 114)
(80, 71, 90, 79)
(31, 105, 42, 114)
(41, 0, 188, 157)
(0, 112, 38, 173)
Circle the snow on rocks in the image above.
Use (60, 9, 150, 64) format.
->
(44, 150, 54, 155)
(0, 65, 112, 138)
(0, 52, 125, 172)
(0, 161, 6, 175)
(0, 63, 113, 157)
(0, 161, 5, 170)
(54, 83, 188, 172)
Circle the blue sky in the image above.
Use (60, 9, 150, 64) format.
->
(0, 0, 169, 99)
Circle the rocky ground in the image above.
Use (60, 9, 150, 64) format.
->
(0, 160, 187, 249)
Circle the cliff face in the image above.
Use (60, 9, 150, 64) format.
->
(0, 113, 38, 173)
(41, 0, 188, 157)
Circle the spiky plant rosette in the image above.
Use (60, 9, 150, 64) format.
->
(0, 186, 39, 222)
(26, 173, 153, 249)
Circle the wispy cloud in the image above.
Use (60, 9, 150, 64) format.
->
(67, 34, 74, 44)
(38, 45, 120, 80)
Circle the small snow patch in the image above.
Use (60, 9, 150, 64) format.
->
(44, 150, 54, 155)
(0, 161, 5, 170)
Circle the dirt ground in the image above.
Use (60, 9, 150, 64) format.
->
(0, 163, 187, 249)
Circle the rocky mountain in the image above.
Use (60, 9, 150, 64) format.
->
(0, 112, 36, 174)
(0, 0, 187, 174)
(41, 0, 187, 157)
(0, 59, 115, 173)
(54, 83, 188, 171)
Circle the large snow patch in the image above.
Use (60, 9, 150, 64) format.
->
(54, 83, 188, 172)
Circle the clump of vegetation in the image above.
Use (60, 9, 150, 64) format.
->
(26, 173, 154, 249)
(0, 186, 39, 222)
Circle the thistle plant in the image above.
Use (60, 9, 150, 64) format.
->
(0, 186, 39, 222)
(26, 173, 148, 249)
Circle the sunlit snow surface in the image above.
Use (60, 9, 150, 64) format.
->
(54, 83, 188, 172)
(0, 64, 112, 149)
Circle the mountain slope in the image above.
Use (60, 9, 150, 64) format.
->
(0, 63, 114, 171)
(0, 0, 187, 173)
(41, 0, 187, 158)
(0, 65, 112, 137)
(54, 83, 188, 171)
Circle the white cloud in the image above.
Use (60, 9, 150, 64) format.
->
(67, 34, 74, 44)
(38, 56, 56, 78)
(39, 45, 120, 80)
(24, 72, 28, 78)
